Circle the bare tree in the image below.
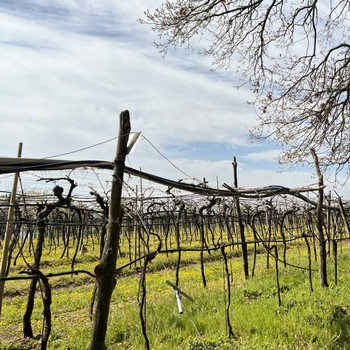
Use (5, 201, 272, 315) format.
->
(143, 0, 350, 171)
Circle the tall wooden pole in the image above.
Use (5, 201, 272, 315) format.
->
(88, 111, 130, 350)
(0, 142, 23, 315)
(311, 149, 328, 287)
(232, 156, 249, 278)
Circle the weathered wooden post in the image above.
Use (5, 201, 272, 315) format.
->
(311, 149, 328, 288)
(88, 111, 131, 350)
(0, 142, 22, 315)
(232, 156, 249, 278)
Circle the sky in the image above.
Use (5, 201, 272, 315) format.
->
(0, 0, 342, 198)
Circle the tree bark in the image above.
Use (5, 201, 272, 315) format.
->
(23, 218, 45, 338)
(88, 111, 130, 350)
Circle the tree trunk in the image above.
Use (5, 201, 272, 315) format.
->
(88, 111, 130, 350)
(23, 218, 45, 337)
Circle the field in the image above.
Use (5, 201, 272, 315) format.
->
(0, 167, 349, 350)
(1, 237, 350, 350)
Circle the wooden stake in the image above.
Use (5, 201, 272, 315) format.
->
(232, 156, 249, 278)
(88, 111, 130, 350)
(0, 142, 23, 316)
(310, 149, 328, 288)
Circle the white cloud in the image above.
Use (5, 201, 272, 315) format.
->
(0, 8, 255, 158)
(0, 1, 343, 198)
(242, 149, 281, 162)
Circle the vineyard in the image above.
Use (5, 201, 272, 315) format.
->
(1, 112, 350, 349)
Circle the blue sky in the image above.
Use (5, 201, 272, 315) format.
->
(0, 1, 334, 196)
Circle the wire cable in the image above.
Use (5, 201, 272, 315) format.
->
(141, 135, 202, 184)
(44, 136, 119, 159)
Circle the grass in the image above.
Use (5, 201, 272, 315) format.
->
(1, 238, 350, 349)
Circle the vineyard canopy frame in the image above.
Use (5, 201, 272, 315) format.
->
(0, 157, 322, 202)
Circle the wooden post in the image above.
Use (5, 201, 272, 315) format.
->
(232, 156, 249, 278)
(311, 149, 328, 288)
(134, 185, 138, 267)
(333, 239, 338, 286)
(0, 142, 23, 315)
(88, 111, 130, 350)
(337, 196, 350, 238)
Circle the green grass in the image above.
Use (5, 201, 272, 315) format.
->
(1, 239, 350, 349)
